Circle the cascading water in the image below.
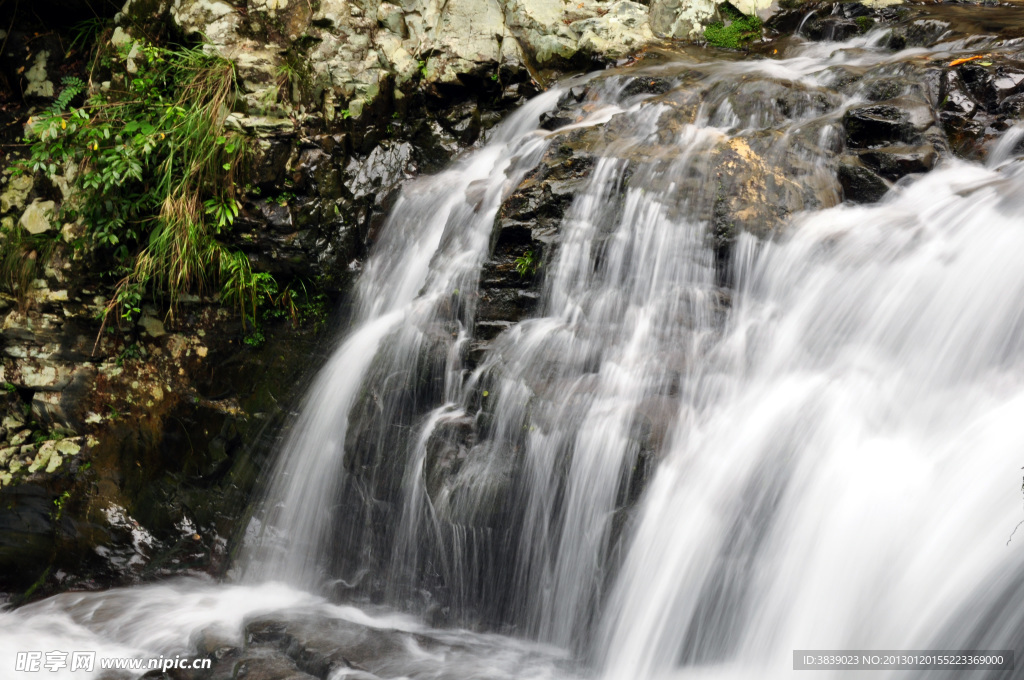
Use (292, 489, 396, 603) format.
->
(4, 21, 1024, 680)
(241, 86, 575, 587)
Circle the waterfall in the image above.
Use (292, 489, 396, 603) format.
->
(5, 23, 1024, 680)
(241, 87, 570, 587)
(600, 157, 1024, 678)
(245, 23, 1024, 666)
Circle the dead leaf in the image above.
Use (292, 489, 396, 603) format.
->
(949, 55, 984, 67)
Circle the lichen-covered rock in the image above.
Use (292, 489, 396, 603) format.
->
(18, 200, 55, 235)
(117, 0, 674, 124)
(649, 0, 718, 41)
(424, 0, 506, 84)
(0, 174, 33, 215)
(572, 1, 656, 60)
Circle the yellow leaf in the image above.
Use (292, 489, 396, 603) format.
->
(61, 120, 66, 129)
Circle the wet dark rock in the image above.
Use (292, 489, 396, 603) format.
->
(424, 414, 476, 500)
(258, 201, 294, 232)
(476, 289, 542, 332)
(937, 69, 989, 158)
(957, 63, 1024, 114)
(558, 85, 589, 108)
(1000, 93, 1024, 117)
(436, 100, 483, 146)
(837, 3, 873, 19)
(539, 111, 577, 131)
(244, 615, 412, 676)
(886, 19, 952, 50)
(858, 144, 938, 181)
(993, 67, 1024, 103)
(230, 647, 318, 680)
(803, 18, 862, 43)
(31, 364, 97, 433)
(472, 132, 597, 349)
(293, 148, 344, 200)
(937, 69, 977, 118)
(249, 140, 294, 191)
(863, 77, 907, 103)
(0, 484, 56, 588)
(837, 161, 890, 204)
(620, 76, 674, 99)
(346, 142, 417, 203)
(844, 105, 914, 148)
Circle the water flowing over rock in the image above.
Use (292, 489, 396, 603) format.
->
(226, 10, 1024, 661)
(3, 3, 1024, 680)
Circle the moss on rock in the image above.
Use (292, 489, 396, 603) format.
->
(704, 3, 763, 49)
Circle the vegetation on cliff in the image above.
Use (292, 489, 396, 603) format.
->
(6, 40, 275, 332)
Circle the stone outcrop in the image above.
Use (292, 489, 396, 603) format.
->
(113, 0, 666, 132)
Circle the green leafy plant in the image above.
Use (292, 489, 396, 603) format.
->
(52, 491, 71, 520)
(203, 195, 241, 231)
(9, 40, 276, 338)
(279, 279, 329, 331)
(220, 250, 278, 333)
(514, 249, 538, 277)
(116, 341, 143, 366)
(271, 191, 294, 207)
(50, 76, 86, 113)
(243, 327, 266, 347)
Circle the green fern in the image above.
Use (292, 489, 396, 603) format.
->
(51, 77, 85, 114)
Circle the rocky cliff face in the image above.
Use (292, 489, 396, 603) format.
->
(0, 0, 671, 599)
(1, 0, 1023, 603)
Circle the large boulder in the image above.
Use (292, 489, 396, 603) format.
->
(649, 0, 718, 40)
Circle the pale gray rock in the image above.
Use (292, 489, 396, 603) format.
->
(649, 0, 718, 40)
(19, 200, 56, 235)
